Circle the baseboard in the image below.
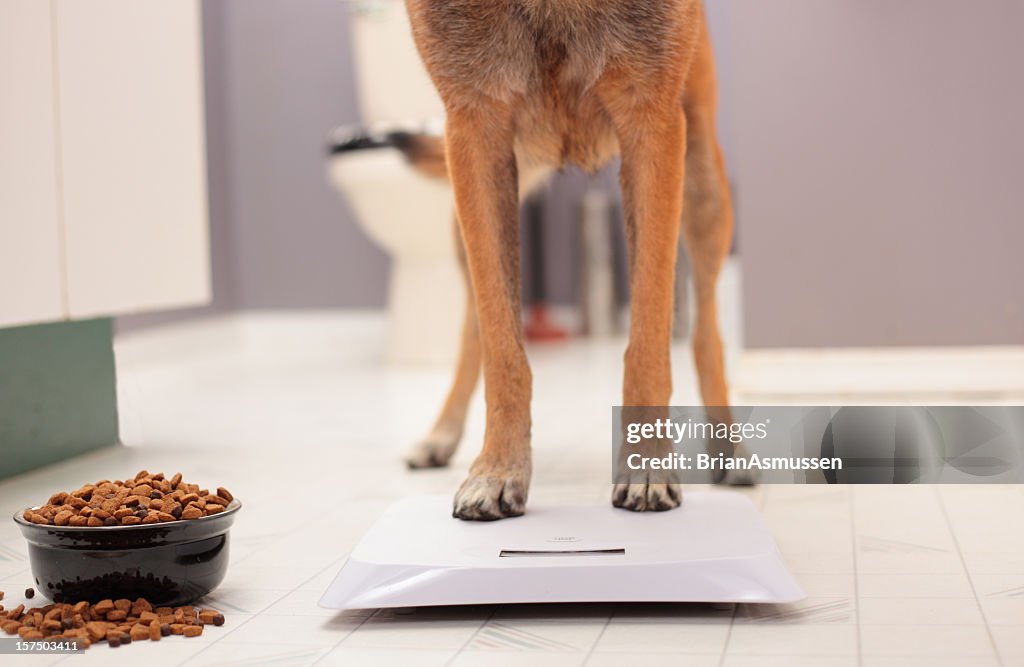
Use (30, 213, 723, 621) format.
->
(735, 346, 1024, 404)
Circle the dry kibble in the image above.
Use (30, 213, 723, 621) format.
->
(181, 506, 204, 520)
(24, 588, 34, 599)
(85, 621, 107, 641)
(22, 472, 236, 526)
(93, 599, 114, 615)
(129, 624, 150, 641)
(0, 591, 225, 652)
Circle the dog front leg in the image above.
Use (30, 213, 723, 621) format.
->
(608, 100, 688, 511)
(445, 104, 531, 521)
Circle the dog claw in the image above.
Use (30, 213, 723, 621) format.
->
(612, 481, 682, 512)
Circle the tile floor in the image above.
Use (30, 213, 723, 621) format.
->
(1, 301, 1022, 666)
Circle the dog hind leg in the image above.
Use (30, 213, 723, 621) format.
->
(405, 216, 481, 469)
(681, 29, 756, 485)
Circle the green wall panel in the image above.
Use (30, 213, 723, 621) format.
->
(0, 318, 119, 479)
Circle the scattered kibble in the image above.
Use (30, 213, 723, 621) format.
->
(24, 588, 34, 599)
(0, 591, 224, 650)
(21, 471, 235, 527)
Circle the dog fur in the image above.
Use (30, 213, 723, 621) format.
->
(402, 0, 737, 520)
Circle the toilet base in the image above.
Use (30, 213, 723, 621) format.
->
(388, 258, 464, 366)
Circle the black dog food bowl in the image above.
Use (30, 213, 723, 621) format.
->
(13, 500, 241, 605)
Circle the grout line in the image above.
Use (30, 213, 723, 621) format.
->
(441, 606, 498, 667)
(178, 555, 350, 667)
(581, 604, 615, 666)
(309, 608, 377, 666)
(935, 485, 1005, 667)
(849, 485, 863, 667)
(716, 603, 740, 667)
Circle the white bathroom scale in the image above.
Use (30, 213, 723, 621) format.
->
(319, 492, 804, 610)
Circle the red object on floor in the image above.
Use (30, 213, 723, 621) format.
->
(524, 305, 569, 342)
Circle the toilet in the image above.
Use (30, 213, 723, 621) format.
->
(328, 1, 461, 365)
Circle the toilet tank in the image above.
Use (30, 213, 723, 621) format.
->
(348, 0, 445, 125)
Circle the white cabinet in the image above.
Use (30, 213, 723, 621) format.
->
(0, 0, 65, 327)
(0, 0, 210, 327)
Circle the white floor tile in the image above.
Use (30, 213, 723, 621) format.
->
(977, 597, 1024, 625)
(319, 646, 454, 666)
(470, 619, 607, 652)
(723, 657, 857, 667)
(990, 624, 1024, 657)
(587, 654, 719, 667)
(217, 612, 364, 647)
(961, 551, 1024, 575)
(969, 573, 1024, 598)
(858, 597, 985, 626)
(189, 642, 330, 667)
(592, 621, 730, 654)
(341, 618, 484, 650)
(862, 658, 1000, 667)
(725, 624, 857, 656)
(855, 549, 965, 575)
(781, 552, 855, 575)
(860, 624, 996, 658)
(857, 574, 975, 598)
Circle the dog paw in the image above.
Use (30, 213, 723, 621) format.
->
(405, 427, 461, 469)
(452, 463, 530, 521)
(612, 479, 682, 512)
(712, 466, 760, 486)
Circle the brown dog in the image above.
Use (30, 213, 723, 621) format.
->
(402, 0, 736, 520)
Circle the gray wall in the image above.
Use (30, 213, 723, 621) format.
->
(122, 1, 1022, 349)
(732, 1, 1024, 348)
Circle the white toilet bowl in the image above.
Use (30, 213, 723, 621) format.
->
(328, 147, 462, 365)
(328, 1, 463, 365)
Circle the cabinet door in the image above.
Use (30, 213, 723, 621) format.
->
(56, 0, 210, 318)
(0, 0, 65, 327)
